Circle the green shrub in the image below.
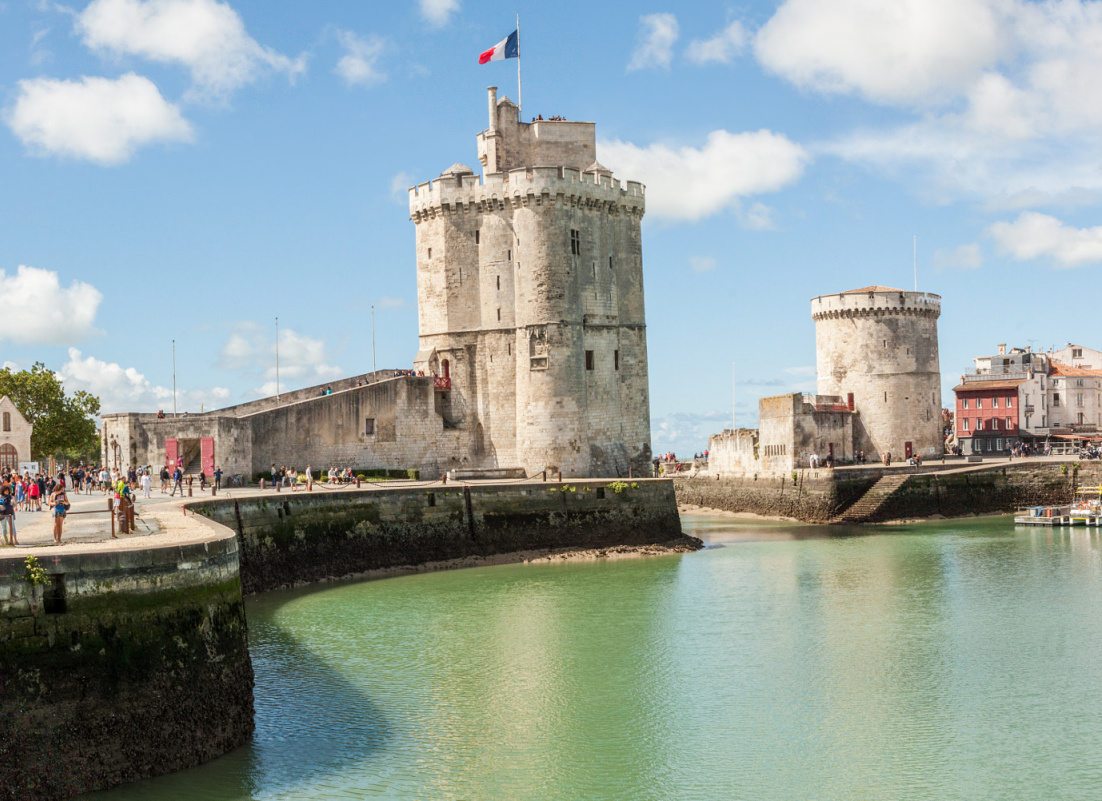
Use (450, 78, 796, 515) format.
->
(606, 481, 629, 493)
(24, 556, 48, 586)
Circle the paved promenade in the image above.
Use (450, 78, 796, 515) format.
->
(0, 475, 628, 558)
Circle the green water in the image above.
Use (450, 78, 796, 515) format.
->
(95, 516, 1102, 800)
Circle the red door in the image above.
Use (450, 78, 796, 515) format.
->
(201, 437, 215, 478)
(905, 441, 913, 459)
(165, 438, 178, 469)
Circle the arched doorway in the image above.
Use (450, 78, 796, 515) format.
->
(442, 359, 450, 380)
(0, 444, 17, 470)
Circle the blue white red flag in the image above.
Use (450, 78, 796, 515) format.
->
(479, 29, 519, 64)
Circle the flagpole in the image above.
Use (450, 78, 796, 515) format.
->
(516, 13, 522, 116)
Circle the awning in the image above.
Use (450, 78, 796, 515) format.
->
(412, 347, 436, 368)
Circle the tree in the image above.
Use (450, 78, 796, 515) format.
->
(0, 363, 100, 462)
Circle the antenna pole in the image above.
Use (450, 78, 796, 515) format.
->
(172, 340, 177, 418)
(732, 362, 736, 431)
(275, 317, 281, 404)
(516, 13, 522, 117)
(913, 235, 917, 292)
(371, 305, 377, 376)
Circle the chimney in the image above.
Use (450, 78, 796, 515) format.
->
(997, 343, 1006, 355)
(487, 86, 498, 133)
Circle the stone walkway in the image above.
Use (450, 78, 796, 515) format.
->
(0, 475, 631, 558)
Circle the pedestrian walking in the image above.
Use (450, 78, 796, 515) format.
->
(140, 471, 152, 498)
(51, 486, 70, 545)
(0, 485, 16, 546)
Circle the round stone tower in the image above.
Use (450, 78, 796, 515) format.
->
(811, 286, 942, 460)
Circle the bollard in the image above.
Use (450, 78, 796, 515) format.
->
(442, 474, 447, 485)
(109, 499, 116, 538)
(212, 484, 217, 496)
(356, 477, 361, 488)
(127, 499, 136, 530)
(558, 471, 562, 483)
(118, 503, 129, 535)
(188, 484, 193, 497)
(629, 467, 633, 478)
(260, 478, 266, 490)
(542, 470, 547, 482)
(276, 479, 281, 492)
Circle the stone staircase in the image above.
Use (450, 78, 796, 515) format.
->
(831, 474, 911, 524)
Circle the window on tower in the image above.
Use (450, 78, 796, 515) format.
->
(570, 229, 581, 255)
(585, 350, 594, 371)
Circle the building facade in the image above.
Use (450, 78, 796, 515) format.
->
(0, 396, 32, 471)
(954, 343, 1102, 453)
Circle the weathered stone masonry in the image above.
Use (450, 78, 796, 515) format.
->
(193, 479, 684, 595)
(0, 538, 253, 801)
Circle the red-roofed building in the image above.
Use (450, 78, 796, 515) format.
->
(954, 343, 1102, 455)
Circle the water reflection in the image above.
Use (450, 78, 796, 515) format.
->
(93, 515, 1102, 800)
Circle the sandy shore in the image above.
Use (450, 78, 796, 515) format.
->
(678, 503, 801, 523)
(249, 536, 706, 595)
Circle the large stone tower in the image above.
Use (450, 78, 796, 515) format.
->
(811, 286, 942, 460)
(407, 88, 651, 477)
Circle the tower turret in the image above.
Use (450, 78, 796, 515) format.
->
(811, 286, 942, 460)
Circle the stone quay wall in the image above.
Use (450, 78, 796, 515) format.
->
(677, 462, 1102, 523)
(192, 479, 684, 595)
(0, 535, 253, 801)
(676, 472, 878, 523)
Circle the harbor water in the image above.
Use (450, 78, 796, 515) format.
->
(93, 515, 1102, 800)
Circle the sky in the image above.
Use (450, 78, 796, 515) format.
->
(1, 0, 1101, 458)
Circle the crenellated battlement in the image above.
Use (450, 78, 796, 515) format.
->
(409, 167, 645, 222)
(810, 289, 941, 321)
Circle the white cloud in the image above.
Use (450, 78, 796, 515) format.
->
(628, 13, 679, 72)
(77, 0, 307, 100)
(934, 242, 984, 271)
(689, 256, 716, 273)
(420, 0, 458, 27)
(0, 265, 102, 345)
(2, 362, 19, 372)
(754, 0, 1007, 105)
(378, 297, 407, 309)
(687, 20, 746, 65)
(335, 29, 385, 86)
(5, 73, 192, 164)
(218, 322, 343, 385)
(390, 171, 413, 198)
(784, 0, 1102, 203)
(987, 212, 1102, 268)
(601, 129, 809, 221)
(59, 347, 230, 413)
(738, 201, 776, 230)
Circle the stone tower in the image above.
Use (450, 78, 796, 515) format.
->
(407, 88, 651, 477)
(811, 286, 942, 460)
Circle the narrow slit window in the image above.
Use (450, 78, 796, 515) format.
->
(614, 350, 620, 370)
(475, 230, 480, 244)
(585, 350, 594, 371)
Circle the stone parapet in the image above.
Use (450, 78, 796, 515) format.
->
(409, 167, 645, 222)
(811, 290, 941, 321)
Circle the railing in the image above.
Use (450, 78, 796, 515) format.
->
(434, 376, 451, 390)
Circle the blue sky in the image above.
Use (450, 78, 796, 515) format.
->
(1, 0, 1101, 457)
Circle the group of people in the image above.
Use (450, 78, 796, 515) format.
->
(532, 114, 567, 121)
(0, 468, 71, 547)
(267, 465, 367, 489)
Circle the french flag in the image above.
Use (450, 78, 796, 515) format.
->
(479, 29, 519, 64)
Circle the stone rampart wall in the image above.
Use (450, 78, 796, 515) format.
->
(192, 479, 683, 595)
(0, 535, 253, 801)
(677, 462, 1102, 524)
(676, 473, 877, 523)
